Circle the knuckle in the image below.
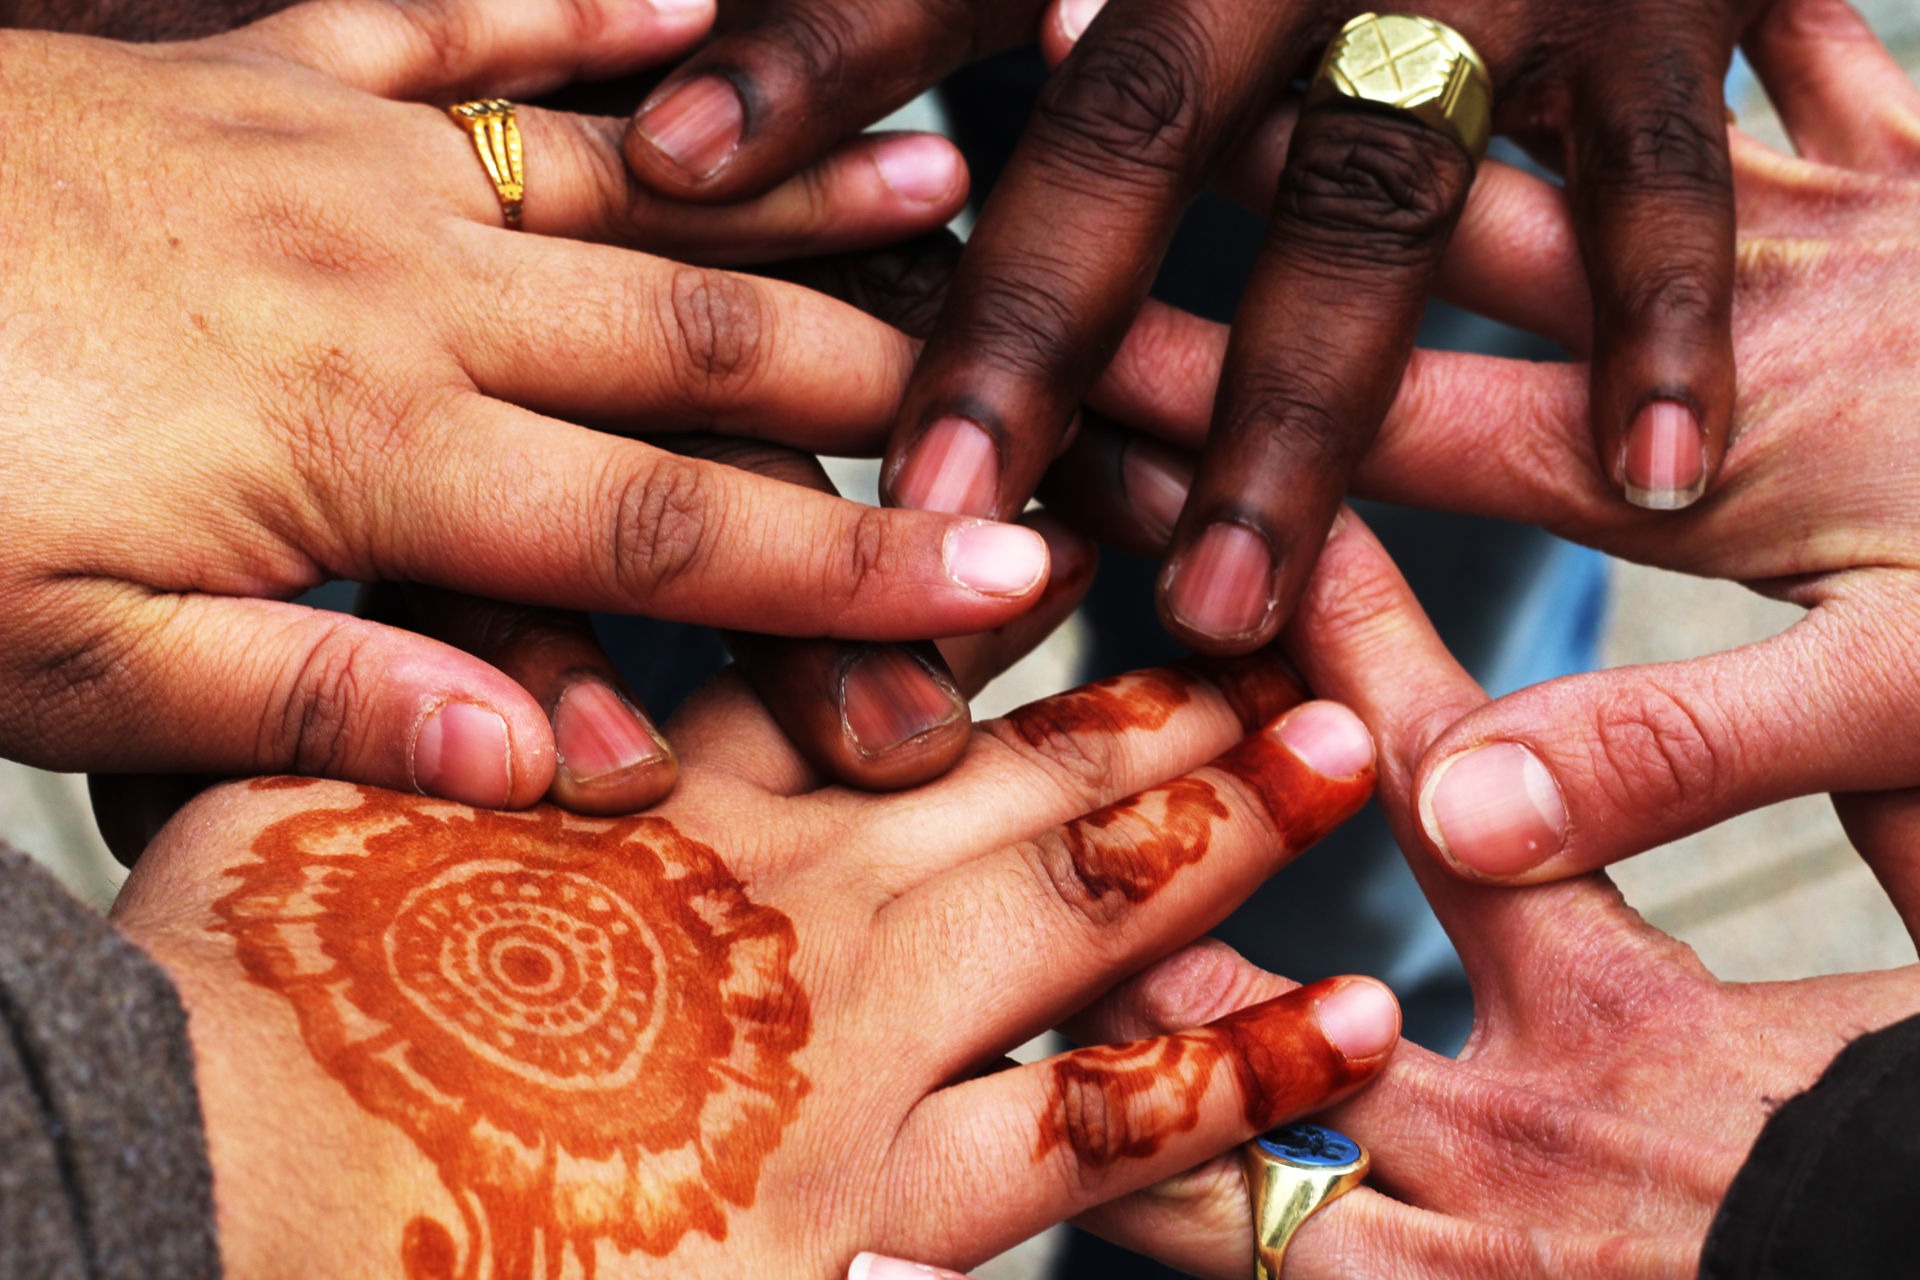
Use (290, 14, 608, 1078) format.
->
(986, 712, 1125, 809)
(1020, 827, 1134, 930)
(1278, 113, 1470, 264)
(1583, 56, 1731, 190)
(1034, 23, 1213, 187)
(660, 266, 770, 408)
(1583, 681, 1725, 817)
(1223, 363, 1358, 472)
(944, 251, 1089, 382)
(264, 619, 373, 776)
(610, 453, 717, 602)
(822, 505, 894, 622)
(1609, 255, 1726, 332)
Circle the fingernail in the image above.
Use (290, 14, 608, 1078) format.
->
(1421, 742, 1568, 876)
(1166, 523, 1274, 641)
(646, 0, 712, 18)
(413, 702, 511, 808)
(945, 522, 1048, 597)
(1314, 979, 1400, 1061)
(849, 1254, 969, 1280)
(1120, 439, 1192, 544)
(873, 134, 960, 204)
(635, 76, 744, 181)
(1622, 400, 1705, 510)
(1276, 702, 1374, 779)
(895, 417, 999, 517)
(1057, 0, 1108, 42)
(552, 679, 668, 785)
(842, 648, 964, 757)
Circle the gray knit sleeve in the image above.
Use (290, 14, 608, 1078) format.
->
(0, 843, 219, 1279)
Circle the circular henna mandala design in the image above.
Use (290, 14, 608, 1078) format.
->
(215, 789, 810, 1277)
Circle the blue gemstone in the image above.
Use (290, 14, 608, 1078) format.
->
(1256, 1123, 1361, 1167)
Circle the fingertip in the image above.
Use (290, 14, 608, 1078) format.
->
(870, 132, 969, 209)
(629, 72, 746, 188)
(1312, 977, 1400, 1064)
(1417, 741, 1569, 880)
(1274, 701, 1375, 781)
(944, 521, 1050, 599)
(412, 701, 519, 809)
(549, 678, 678, 815)
(1159, 523, 1279, 653)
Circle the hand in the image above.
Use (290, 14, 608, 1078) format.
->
(1039, 0, 1920, 890)
(1007, 513, 1920, 1279)
(0, 0, 1066, 813)
(111, 653, 1395, 1277)
(624, 0, 1762, 654)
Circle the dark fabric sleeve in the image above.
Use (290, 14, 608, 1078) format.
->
(0, 843, 219, 1280)
(1700, 1010, 1920, 1279)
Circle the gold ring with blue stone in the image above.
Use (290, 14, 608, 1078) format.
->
(1241, 1122, 1370, 1279)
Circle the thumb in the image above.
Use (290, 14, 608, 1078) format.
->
(41, 590, 555, 809)
(1411, 581, 1920, 883)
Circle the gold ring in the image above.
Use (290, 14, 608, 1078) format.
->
(1304, 12, 1493, 165)
(1242, 1123, 1370, 1279)
(448, 99, 525, 228)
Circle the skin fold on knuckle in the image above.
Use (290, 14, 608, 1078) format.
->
(818, 504, 897, 627)
(608, 453, 720, 605)
(659, 265, 770, 415)
(1577, 679, 1729, 830)
(1274, 111, 1474, 274)
(1031, 19, 1218, 192)
(259, 616, 376, 778)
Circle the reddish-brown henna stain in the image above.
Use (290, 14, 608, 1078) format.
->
(1006, 668, 1198, 747)
(1033, 981, 1377, 1170)
(1212, 731, 1373, 851)
(1056, 778, 1229, 908)
(1178, 652, 1306, 735)
(247, 775, 321, 791)
(213, 787, 810, 1280)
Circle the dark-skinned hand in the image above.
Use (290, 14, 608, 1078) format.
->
(618, 0, 1764, 658)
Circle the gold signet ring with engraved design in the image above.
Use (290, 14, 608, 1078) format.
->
(1242, 1122, 1370, 1279)
(448, 99, 526, 228)
(1304, 12, 1493, 165)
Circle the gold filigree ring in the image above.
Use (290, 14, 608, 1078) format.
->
(449, 99, 526, 228)
(1304, 12, 1493, 165)
(1242, 1123, 1370, 1279)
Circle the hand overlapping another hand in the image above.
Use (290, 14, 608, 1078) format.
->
(0, 0, 1176, 837)
(1044, 0, 1920, 894)
(111, 650, 1394, 1278)
(616, 0, 1767, 659)
(1024, 512, 1920, 1280)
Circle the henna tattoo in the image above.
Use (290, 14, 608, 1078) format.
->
(1006, 669, 1197, 747)
(1007, 653, 1306, 752)
(1054, 778, 1230, 910)
(1213, 730, 1373, 851)
(214, 787, 810, 1279)
(1178, 653, 1307, 735)
(1033, 981, 1374, 1170)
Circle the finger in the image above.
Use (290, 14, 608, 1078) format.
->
(887, 653, 1312, 869)
(1157, 105, 1476, 652)
(1569, 40, 1738, 512)
(17, 584, 553, 808)
(358, 584, 677, 816)
(666, 436, 976, 795)
(882, 2, 1306, 521)
(624, 0, 1039, 200)
(1407, 584, 1920, 885)
(938, 510, 1099, 697)
(1744, 0, 1920, 173)
(503, 114, 968, 263)
(447, 232, 922, 448)
(880, 703, 1375, 1051)
(387, 396, 1052, 637)
(234, 0, 713, 101)
(1830, 788, 1920, 939)
(1037, 412, 1191, 557)
(886, 978, 1396, 1262)
(848, 1258, 969, 1280)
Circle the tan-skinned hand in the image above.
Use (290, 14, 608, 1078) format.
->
(111, 650, 1395, 1277)
(0, 0, 1079, 815)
